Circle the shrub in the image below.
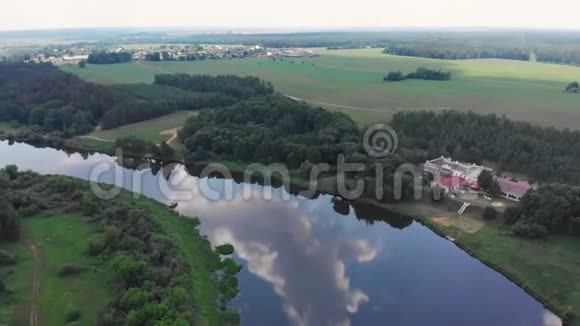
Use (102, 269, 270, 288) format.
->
(57, 264, 87, 277)
(19, 204, 40, 217)
(569, 216, 580, 236)
(120, 288, 152, 311)
(0, 250, 16, 265)
(86, 238, 106, 256)
(511, 222, 549, 239)
(65, 303, 81, 322)
(482, 207, 497, 220)
(111, 255, 151, 287)
(503, 206, 521, 225)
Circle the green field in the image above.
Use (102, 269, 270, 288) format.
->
(63, 48, 580, 128)
(85, 111, 195, 143)
(0, 213, 110, 326)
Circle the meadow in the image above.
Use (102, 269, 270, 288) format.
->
(0, 213, 110, 326)
(63, 48, 580, 129)
(85, 111, 194, 143)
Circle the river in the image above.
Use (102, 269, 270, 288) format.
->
(0, 140, 561, 326)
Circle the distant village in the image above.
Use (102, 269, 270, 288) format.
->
(25, 43, 319, 65)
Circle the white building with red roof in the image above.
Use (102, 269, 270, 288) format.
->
(496, 178, 534, 202)
(433, 176, 466, 193)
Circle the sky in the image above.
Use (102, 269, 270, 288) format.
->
(1, 0, 580, 31)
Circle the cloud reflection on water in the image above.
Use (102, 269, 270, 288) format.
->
(172, 174, 379, 326)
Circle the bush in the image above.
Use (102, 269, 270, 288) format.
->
(86, 238, 106, 256)
(0, 250, 16, 265)
(482, 207, 497, 220)
(215, 244, 234, 255)
(57, 264, 87, 277)
(65, 303, 81, 322)
(503, 206, 521, 225)
(384, 71, 404, 82)
(511, 222, 549, 239)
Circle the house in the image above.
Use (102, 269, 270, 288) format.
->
(424, 156, 491, 183)
(496, 178, 533, 202)
(433, 176, 466, 193)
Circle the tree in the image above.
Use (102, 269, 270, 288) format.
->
(565, 81, 579, 93)
(111, 255, 151, 287)
(488, 180, 502, 198)
(384, 71, 404, 82)
(78, 60, 86, 68)
(483, 207, 498, 220)
(503, 206, 521, 225)
(477, 170, 493, 190)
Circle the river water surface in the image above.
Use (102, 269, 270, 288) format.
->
(0, 140, 561, 326)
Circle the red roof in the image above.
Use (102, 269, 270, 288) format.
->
(496, 178, 532, 196)
(435, 176, 466, 189)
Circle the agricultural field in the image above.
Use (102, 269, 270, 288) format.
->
(63, 48, 580, 129)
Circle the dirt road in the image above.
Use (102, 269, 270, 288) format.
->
(23, 234, 41, 326)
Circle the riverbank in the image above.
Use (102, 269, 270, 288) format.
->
(0, 171, 239, 325)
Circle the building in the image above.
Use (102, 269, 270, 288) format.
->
(424, 156, 491, 183)
(433, 176, 466, 193)
(496, 178, 533, 202)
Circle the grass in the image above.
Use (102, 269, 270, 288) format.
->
(63, 49, 580, 128)
(87, 111, 195, 143)
(25, 213, 111, 326)
(0, 242, 34, 325)
(458, 226, 580, 320)
(0, 212, 110, 326)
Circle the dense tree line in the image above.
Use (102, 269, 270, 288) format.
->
(0, 63, 116, 135)
(180, 94, 419, 201)
(87, 51, 132, 64)
(154, 74, 274, 100)
(384, 68, 451, 82)
(384, 45, 531, 61)
(506, 184, 580, 238)
(0, 167, 240, 324)
(101, 91, 235, 130)
(391, 110, 580, 185)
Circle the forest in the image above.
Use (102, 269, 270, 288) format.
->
(0, 63, 116, 135)
(391, 110, 580, 185)
(506, 184, 580, 238)
(180, 94, 419, 201)
(0, 166, 241, 325)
